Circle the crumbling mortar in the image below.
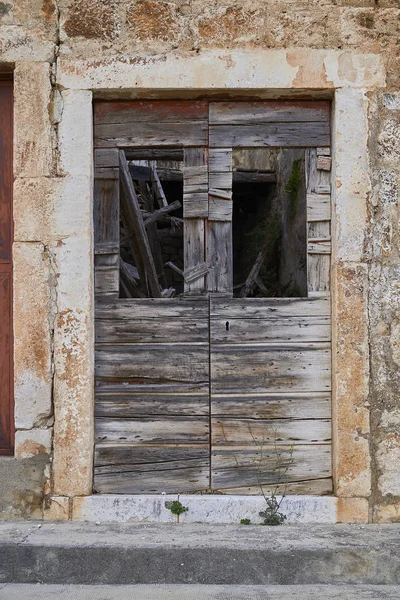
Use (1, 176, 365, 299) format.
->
(47, 0, 62, 176)
(42, 244, 60, 501)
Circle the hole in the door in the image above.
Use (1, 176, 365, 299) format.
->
(119, 150, 185, 298)
(233, 148, 308, 298)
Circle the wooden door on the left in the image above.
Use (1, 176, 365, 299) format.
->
(0, 81, 13, 454)
(93, 101, 211, 493)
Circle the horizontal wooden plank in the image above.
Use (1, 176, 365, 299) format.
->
(95, 416, 209, 444)
(212, 418, 331, 446)
(308, 221, 330, 240)
(211, 343, 331, 393)
(212, 392, 331, 419)
(94, 100, 209, 124)
(211, 316, 331, 343)
(95, 390, 209, 418)
(95, 148, 119, 168)
(95, 266, 119, 295)
(214, 477, 333, 495)
(95, 298, 209, 319)
(96, 318, 208, 344)
(95, 344, 209, 383)
(209, 148, 233, 172)
(209, 122, 330, 148)
(308, 240, 331, 254)
(183, 193, 209, 218)
(210, 297, 331, 318)
(307, 194, 331, 221)
(212, 443, 332, 488)
(94, 442, 209, 466)
(95, 457, 208, 476)
(94, 167, 119, 179)
(209, 101, 330, 125)
(94, 464, 209, 494)
(95, 122, 208, 148)
(208, 198, 232, 222)
(209, 171, 232, 190)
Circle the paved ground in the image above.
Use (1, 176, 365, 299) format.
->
(1, 585, 400, 599)
(2, 523, 400, 586)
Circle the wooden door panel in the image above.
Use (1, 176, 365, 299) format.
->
(92, 99, 333, 495)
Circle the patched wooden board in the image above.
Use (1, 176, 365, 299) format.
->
(211, 316, 331, 343)
(95, 416, 209, 444)
(212, 392, 331, 419)
(96, 344, 209, 384)
(96, 317, 208, 344)
(212, 418, 331, 445)
(212, 443, 332, 489)
(95, 298, 209, 319)
(207, 221, 233, 294)
(95, 122, 208, 148)
(95, 443, 209, 466)
(95, 388, 209, 417)
(209, 122, 330, 148)
(209, 101, 331, 124)
(94, 100, 209, 124)
(211, 343, 331, 393)
(307, 194, 331, 222)
(211, 297, 331, 318)
(94, 463, 209, 494)
(215, 477, 333, 495)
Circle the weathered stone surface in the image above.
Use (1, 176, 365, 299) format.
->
(51, 234, 94, 497)
(333, 263, 371, 498)
(14, 62, 53, 178)
(57, 49, 385, 91)
(379, 117, 400, 162)
(15, 429, 52, 460)
(43, 496, 70, 521)
(333, 87, 371, 263)
(58, 90, 93, 178)
(13, 243, 53, 431)
(0, 455, 48, 520)
(377, 434, 400, 497)
(14, 177, 92, 242)
(374, 503, 400, 523)
(72, 494, 369, 524)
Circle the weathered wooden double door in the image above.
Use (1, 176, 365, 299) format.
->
(93, 100, 333, 495)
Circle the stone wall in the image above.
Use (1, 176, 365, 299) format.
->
(0, 0, 399, 521)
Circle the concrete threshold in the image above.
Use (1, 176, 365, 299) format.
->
(1, 522, 400, 585)
(1, 585, 400, 600)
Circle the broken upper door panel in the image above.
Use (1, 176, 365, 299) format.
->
(93, 100, 331, 300)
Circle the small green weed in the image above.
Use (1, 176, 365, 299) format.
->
(165, 496, 188, 523)
(240, 518, 251, 525)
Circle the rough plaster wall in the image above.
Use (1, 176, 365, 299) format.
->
(0, 0, 399, 520)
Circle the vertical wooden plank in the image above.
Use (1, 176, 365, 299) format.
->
(306, 148, 331, 295)
(93, 175, 120, 298)
(0, 81, 13, 454)
(207, 148, 233, 295)
(183, 148, 207, 294)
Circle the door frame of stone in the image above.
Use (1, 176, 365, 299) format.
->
(11, 50, 385, 521)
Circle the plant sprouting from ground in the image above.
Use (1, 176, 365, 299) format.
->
(165, 496, 188, 523)
(249, 428, 294, 526)
(240, 518, 251, 525)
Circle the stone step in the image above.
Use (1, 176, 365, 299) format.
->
(1, 584, 400, 599)
(1, 522, 400, 586)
